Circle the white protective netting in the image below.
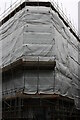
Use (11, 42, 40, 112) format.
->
(0, 4, 80, 109)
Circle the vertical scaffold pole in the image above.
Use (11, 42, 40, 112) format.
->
(37, 57, 39, 94)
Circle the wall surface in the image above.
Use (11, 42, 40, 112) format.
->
(0, 5, 80, 109)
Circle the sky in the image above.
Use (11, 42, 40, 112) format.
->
(0, 0, 80, 30)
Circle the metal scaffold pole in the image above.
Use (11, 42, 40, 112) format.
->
(37, 57, 39, 94)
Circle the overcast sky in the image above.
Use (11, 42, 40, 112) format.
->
(0, 0, 80, 30)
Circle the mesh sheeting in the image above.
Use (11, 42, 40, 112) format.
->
(0, 6, 80, 109)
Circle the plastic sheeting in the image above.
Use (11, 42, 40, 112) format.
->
(0, 5, 80, 108)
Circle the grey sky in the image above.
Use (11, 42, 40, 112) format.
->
(0, 0, 80, 30)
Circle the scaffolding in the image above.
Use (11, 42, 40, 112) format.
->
(2, 59, 80, 120)
(2, 93, 80, 119)
(1, 0, 80, 119)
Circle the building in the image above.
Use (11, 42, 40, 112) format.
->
(0, 0, 80, 119)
